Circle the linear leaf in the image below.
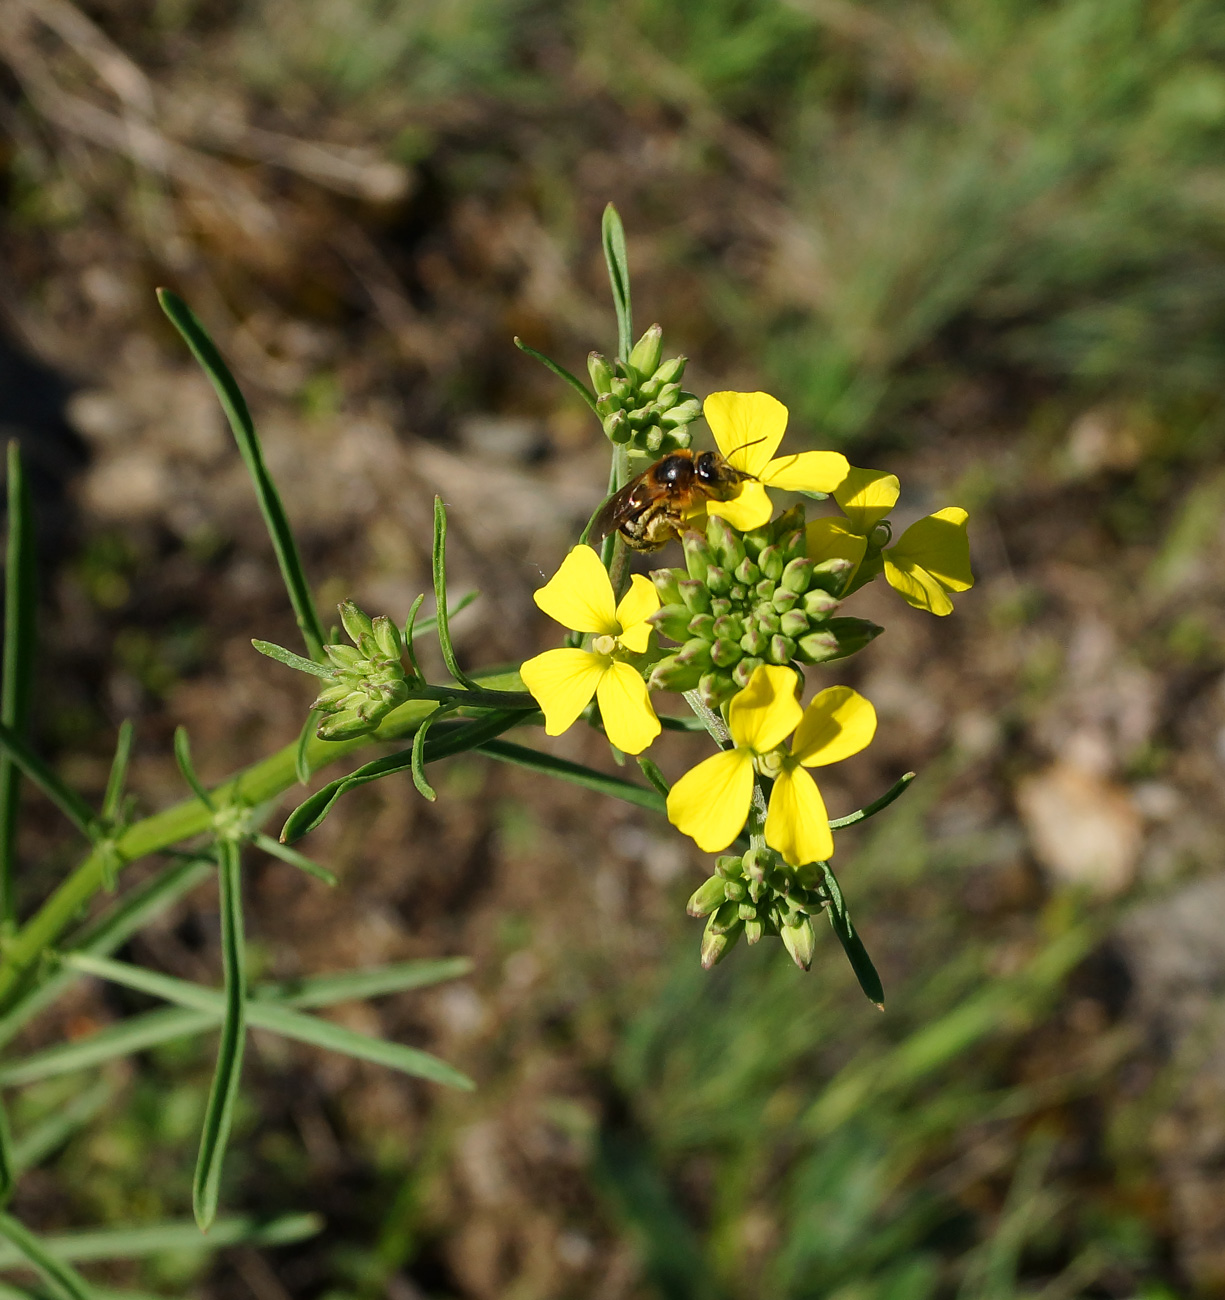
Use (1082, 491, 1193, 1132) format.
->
(99, 722, 134, 826)
(479, 739, 665, 814)
(828, 771, 916, 830)
(252, 834, 336, 887)
(0, 856, 213, 1053)
(0, 440, 36, 926)
(818, 859, 884, 1009)
(172, 728, 214, 812)
(257, 957, 472, 1008)
(601, 203, 633, 361)
(0, 1213, 93, 1300)
(294, 710, 319, 785)
(0, 723, 95, 842)
(513, 338, 598, 412)
(281, 710, 525, 843)
(158, 290, 326, 661)
(66, 955, 472, 1091)
(0, 1212, 320, 1267)
(431, 498, 480, 691)
(192, 841, 246, 1230)
(251, 640, 334, 681)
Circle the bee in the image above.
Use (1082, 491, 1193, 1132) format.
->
(593, 449, 756, 551)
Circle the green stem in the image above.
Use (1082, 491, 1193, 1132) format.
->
(0, 699, 439, 1005)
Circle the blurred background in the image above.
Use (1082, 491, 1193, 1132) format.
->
(2, 0, 1225, 1296)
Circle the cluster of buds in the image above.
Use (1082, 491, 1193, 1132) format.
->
(312, 601, 413, 740)
(687, 847, 830, 971)
(647, 506, 882, 708)
(588, 324, 701, 454)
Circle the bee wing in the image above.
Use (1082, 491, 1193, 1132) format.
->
(593, 478, 648, 540)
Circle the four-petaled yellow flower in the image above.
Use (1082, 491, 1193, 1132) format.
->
(806, 467, 974, 616)
(520, 545, 661, 755)
(701, 392, 849, 533)
(666, 664, 876, 864)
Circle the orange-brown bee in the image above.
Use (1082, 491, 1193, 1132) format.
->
(594, 449, 755, 551)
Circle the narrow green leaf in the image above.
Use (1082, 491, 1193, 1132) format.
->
(66, 953, 472, 1091)
(0, 441, 36, 927)
(828, 771, 916, 830)
(256, 957, 472, 1008)
(479, 739, 665, 814)
(100, 723, 134, 826)
(817, 859, 884, 1008)
(513, 338, 599, 412)
(0, 1007, 218, 1088)
(413, 590, 478, 638)
(601, 203, 633, 361)
(252, 833, 336, 886)
(251, 640, 334, 681)
(410, 704, 456, 803)
(158, 290, 326, 661)
(192, 841, 247, 1230)
(431, 498, 480, 691)
(0, 1212, 94, 1300)
(0, 1212, 320, 1267)
(12, 1079, 112, 1175)
(0, 722, 95, 842)
(0, 855, 213, 1053)
(294, 710, 319, 785)
(172, 728, 214, 812)
(281, 710, 524, 843)
(401, 593, 426, 680)
(635, 755, 670, 799)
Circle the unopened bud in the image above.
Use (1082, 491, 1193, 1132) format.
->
(732, 656, 764, 688)
(701, 916, 742, 969)
(604, 410, 631, 443)
(588, 351, 614, 395)
(711, 639, 742, 668)
(652, 355, 687, 386)
(803, 588, 839, 619)
(779, 609, 809, 639)
(682, 532, 712, 583)
(768, 635, 796, 664)
(661, 399, 701, 429)
(372, 615, 402, 662)
(628, 324, 664, 379)
(324, 643, 363, 670)
(649, 604, 692, 642)
(758, 545, 785, 582)
(780, 557, 815, 595)
(650, 568, 684, 607)
(678, 579, 711, 616)
(781, 917, 817, 970)
(339, 600, 374, 645)
(687, 875, 726, 917)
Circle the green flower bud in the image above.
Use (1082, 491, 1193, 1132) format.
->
(781, 916, 817, 971)
(701, 915, 742, 969)
(595, 392, 621, 418)
(627, 404, 654, 431)
(729, 583, 748, 603)
(809, 557, 853, 594)
(678, 579, 711, 615)
(676, 638, 713, 671)
(780, 529, 808, 564)
(687, 875, 726, 917)
(708, 900, 741, 936)
(820, 617, 883, 661)
(650, 568, 683, 606)
(780, 557, 815, 595)
(712, 614, 744, 642)
(711, 638, 742, 668)
(705, 565, 731, 597)
(339, 600, 374, 644)
(667, 426, 693, 450)
(372, 615, 402, 662)
(687, 613, 715, 639)
(604, 410, 631, 443)
(312, 683, 354, 709)
(744, 917, 765, 945)
(740, 627, 768, 657)
(709, 596, 732, 619)
(732, 656, 764, 688)
(755, 579, 775, 601)
(317, 709, 376, 741)
(706, 515, 746, 570)
(652, 356, 687, 386)
(648, 655, 704, 692)
(759, 545, 785, 583)
(803, 588, 839, 619)
(755, 609, 781, 637)
(324, 643, 364, 669)
(723, 877, 746, 901)
(610, 376, 634, 404)
(797, 630, 839, 662)
(661, 399, 701, 429)
(779, 609, 810, 640)
(649, 604, 692, 642)
(683, 533, 713, 583)
(629, 324, 664, 379)
(771, 588, 799, 614)
(734, 557, 760, 586)
(654, 381, 682, 411)
(715, 854, 743, 878)
(588, 351, 614, 395)
(644, 425, 666, 453)
(738, 901, 758, 922)
(768, 634, 796, 664)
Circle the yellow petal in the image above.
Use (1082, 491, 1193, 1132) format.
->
(888, 507, 973, 592)
(703, 392, 788, 476)
(760, 450, 849, 495)
(791, 686, 877, 767)
(615, 574, 660, 654)
(533, 545, 619, 635)
(705, 481, 774, 532)
(765, 766, 833, 865)
(832, 468, 899, 534)
(519, 649, 605, 736)
(805, 517, 868, 573)
(596, 660, 661, 755)
(727, 664, 803, 754)
(666, 748, 755, 852)
(883, 556, 954, 615)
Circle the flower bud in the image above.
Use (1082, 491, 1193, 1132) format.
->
(687, 875, 726, 917)
(682, 532, 713, 583)
(709, 596, 732, 619)
(780, 557, 815, 595)
(650, 568, 683, 606)
(738, 901, 758, 922)
(588, 351, 614, 395)
(780, 529, 808, 564)
(796, 630, 839, 662)
(649, 604, 692, 642)
(698, 672, 734, 708)
(339, 600, 374, 645)
(723, 877, 747, 901)
(803, 589, 839, 619)
(610, 376, 634, 404)
(317, 709, 375, 741)
(604, 410, 631, 443)
(627, 404, 654, 431)
(687, 613, 715, 639)
(661, 399, 701, 429)
(712, 614, 744, 642)
(711, 639, 742, 668)
(822, 617, 883, 660)
(654, 382, 682, 410)
(771, 588, 799, 614)
(715, 854, 743, 878)
(779, 609, 810, 640)
(740, 627, 768, 658)
(705, 565, 731, 596)
(701, 916, 742, 969)
(759, 545, 785, 583)
(325, 643, 364, 670)
(678, 579, 711, 616)
(706, 516, 746, 570)
(595, 392, 621, 418)
(809, 557, 853, 594)
(372, 615, 402, 662)
(644, 425, 666, 453)
(676, 638, 713, 671)
(648, 655, 704, 692)
(708, 900, 742, 936)
(755, 609, 781, 637)
(628, 324, 664, 379)
(652, 355, 687, 386)
(732, 656, 764, 688)
(781, 916, 817, 971)
(744, 917, 764, 945)
(734, 557, 760, 586)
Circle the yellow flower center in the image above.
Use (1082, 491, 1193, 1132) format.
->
(591, 634, 619, 658)
(753, 747, 787, 779)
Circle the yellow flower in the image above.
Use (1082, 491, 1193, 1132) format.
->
(520, 545, 661, 755)
(806, 468, 973, 615)
(702, 392, 849, 532)
(666, 664, 875, 863)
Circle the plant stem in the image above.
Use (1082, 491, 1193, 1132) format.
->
(0, 700, 439, 1005)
